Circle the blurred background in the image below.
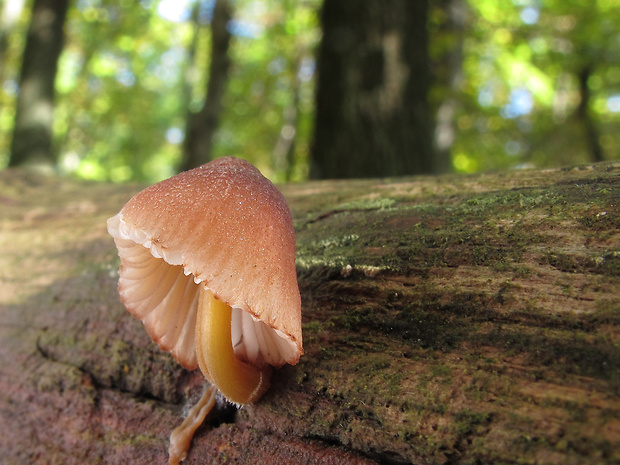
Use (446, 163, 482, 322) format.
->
(0, 0, 618, 183)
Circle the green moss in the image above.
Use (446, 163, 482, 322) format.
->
(295, 176, 594, 276)
(580, 211, 620, 230)
(335, 198, 397, 211)
(35, 328, 183, 403)
(431, 364, 453, 379)
(296, 233, 361, 269)
(541, 251, 620, 276)
(453, 409, 492, 436)
(303, 321, 323, 333)
(353, 353, 391, 371)
(31, 358, 89, 394)
(591, 300, 620, 325)
(483, 325, 620, 386)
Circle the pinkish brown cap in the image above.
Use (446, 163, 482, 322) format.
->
(107, 157, 303, 371)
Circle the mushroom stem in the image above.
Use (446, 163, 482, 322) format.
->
(195, 288, 271, 405)
(168, 384, 217, 465)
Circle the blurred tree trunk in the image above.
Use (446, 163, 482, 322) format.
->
(180, 0, 232, 172)
(273, 57, 302, 181)
(311, 0, 435, 179)
(8, 0, 68, 169)
(432, 0, 466, 173)
(0, 0, 26, 84)
(180, 2, 202, 126)
(576, 63, 605, 163)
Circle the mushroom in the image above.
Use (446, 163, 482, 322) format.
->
(106, 157, 303, 464)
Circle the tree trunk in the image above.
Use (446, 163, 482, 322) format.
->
(0, 162, 619, 464)
(0, 0, 26, 84)
(180, 0, 232, 172)
(576, 64, 605, 163)
(273, 57, 302, 181)
(311, 0, 435, 179)
(432, 0, 466, 173)
(8, 0, 68, 169)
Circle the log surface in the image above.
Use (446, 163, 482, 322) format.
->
(0, 163, 618, 464)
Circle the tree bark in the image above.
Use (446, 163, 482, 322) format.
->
(180, 0, 232, 172)
(0, 162, 619, 464)
(8, 0, 69, 169)
(311, 0, 435, 179)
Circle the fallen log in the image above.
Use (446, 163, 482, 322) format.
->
(0, 163, 618, 464)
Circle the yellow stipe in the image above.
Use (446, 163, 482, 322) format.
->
(195, 288, 271, 404)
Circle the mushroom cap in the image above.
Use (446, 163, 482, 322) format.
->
(107, 157, 302, 370)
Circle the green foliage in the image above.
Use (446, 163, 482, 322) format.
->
(0, 0, 618, 182)
(451, 0, 620, 172)
(0, 0, 30, 168)
(213, 0, 319, 181)
(54, 1, 194, 182)
(1, 0, 319, 182)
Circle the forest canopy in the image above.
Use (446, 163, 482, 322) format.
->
(0, 0, 618, 183)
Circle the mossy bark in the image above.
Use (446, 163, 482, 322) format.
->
(0, 163, 618, 464)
